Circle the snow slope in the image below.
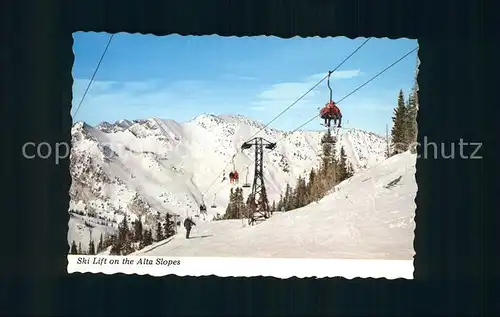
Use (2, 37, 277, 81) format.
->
(68, 114, 388, 249)
(136, 152, 416, 260)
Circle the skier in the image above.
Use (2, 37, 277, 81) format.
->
(222, 170, 227, 182)
(229, 171, 235, 184)
(233, 170, 239, 183)
(183, 217, 196, 239)
(320, 101, 342, 128)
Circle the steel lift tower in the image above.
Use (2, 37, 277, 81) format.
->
(241, 137, 276, 225)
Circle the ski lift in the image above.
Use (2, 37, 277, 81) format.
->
(242, 166, 251, 188)
(319, 71, 342, 129)
(229, 154, 240, 184)
(210, 193, 217, 208)
(199, 195, 208, 214)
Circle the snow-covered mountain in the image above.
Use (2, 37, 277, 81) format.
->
(68, 114, 388, 249)
(135, 151, 417, 260)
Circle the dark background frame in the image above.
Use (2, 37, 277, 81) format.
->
(1, 0, 492, 315)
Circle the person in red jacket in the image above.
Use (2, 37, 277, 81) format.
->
(233, 171, 239, 183)
(320, 101, 342, 128)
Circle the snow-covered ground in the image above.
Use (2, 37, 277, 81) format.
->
(68, 114, 389, 249)
(135, 151, 416, 260)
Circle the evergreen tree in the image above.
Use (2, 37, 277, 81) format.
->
(105, 233, 115, 249)
(156, 221, 164, 241)
(224, 187, 247, 219)
(308, 167, 326, 203)
(225, 188, 236, 218)
(284, 183, 292, 210)
(88, 238, 95, 255)
(391, 89, 409, 155)
(405, 74, 419, 152)
(70, 240, 78, 254)
(405, 93, 418, 145)
(307, 168, 316, 199)
(293, 175, 308, 208)
(236, 187, 247, 218)
(345, 161, 355, 179)
(78, 242, 82, 255)
(97, 233, 103, 253)
(133, 218, 143, 243)
(277, 194, 284, 212)
(143, 229, 153, 247)
(413, 55, 420, 110)
(164, 213, 176, 238)
(271, 200, 276, 212)
(337, 146, 349, 181)
(111, 215, 134, 255)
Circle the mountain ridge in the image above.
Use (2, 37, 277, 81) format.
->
(68, 113, 388, 249)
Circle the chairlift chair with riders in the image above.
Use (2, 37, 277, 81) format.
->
(242, 166, 251, 188)
(210, 193, 217, 208)
(319, 71, 342, 130)
(319, 71, 340, 144)
(229, 154, 240, 184)
(199, 195, 208, 214)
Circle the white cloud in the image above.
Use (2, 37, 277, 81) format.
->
(250, 69, 362, 111)
(306, 69, 363, 82)
(248, 106, 266, 111)
(73, 79, 119, 94)
(352, 102, 393, 112)
(71, 78, 210, 123)
(331, 69, 363, 79)
(220, 74, 259, 81)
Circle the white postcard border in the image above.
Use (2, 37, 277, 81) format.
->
(68, 255, 414, 279)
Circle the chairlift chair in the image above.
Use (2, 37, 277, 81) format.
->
(210, 193, 217, 208)
(242, 166, 251, 188)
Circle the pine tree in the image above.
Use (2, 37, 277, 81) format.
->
(337, 146, 349, 181)
(224, 187, 247, 219)
(307, 168, 316, 198)
(88, 238, 95, 255)
(143, 229, 153, 247)
(78, 242, 82, 254)
(224, 188, 236, 218)
(133, 218, 143, 243)
(164, 213, 175, 238)
(111, 215, 134, 255)
(345, 161, 355, 178)
(391, 89, 409, 155)
(405, 93, 418, 148)
(405, 65, 419, 152)
(271, 200, 276, 212)
(104, 233, 114, 249)
(107, 234, 116, 249)
(236, 187, 247, 218)
(293, 175, 308, 208)
(70, 240, 78, 254)
(284, 183, 292, 211)
(97, 233, 103, 253)
(156, 221, 164, 241)
(413, 54, 420, 111)
(277, 194, 284, 212)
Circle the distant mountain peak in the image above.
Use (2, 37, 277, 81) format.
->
(68, 113, 389, 251)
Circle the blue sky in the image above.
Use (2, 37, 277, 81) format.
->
(72, 33, 418, 135)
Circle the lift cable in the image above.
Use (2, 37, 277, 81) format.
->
(202, 38, 372, 196)
(273, 46, 419, 146)
(72, 34, 115, 119)
(243, 37, 371, 144)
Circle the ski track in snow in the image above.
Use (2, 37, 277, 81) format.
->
(136, 152, 417, 260)
(68, 114, 398, 255)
